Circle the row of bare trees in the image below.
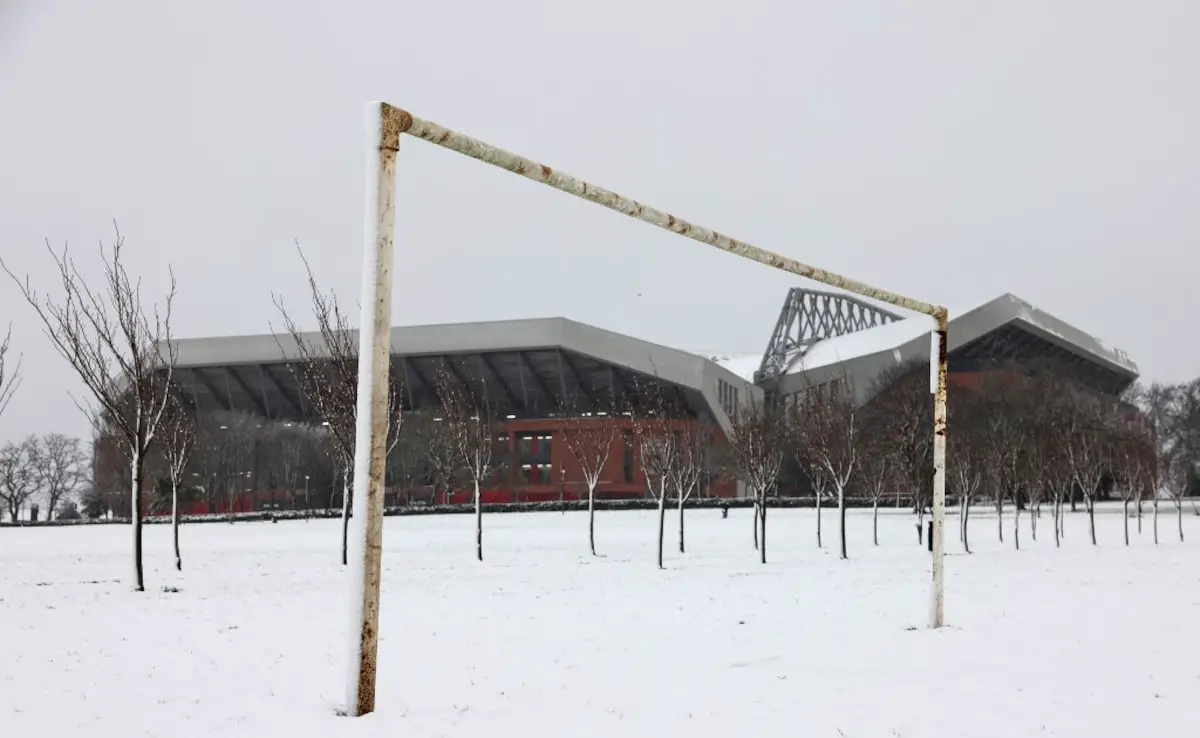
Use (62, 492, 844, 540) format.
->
(717, 359, 1199, 566)
(0, 433, 88, 522)
(5, 229, 1196, 589)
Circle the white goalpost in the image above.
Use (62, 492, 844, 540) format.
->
(345, 100, 950, 717)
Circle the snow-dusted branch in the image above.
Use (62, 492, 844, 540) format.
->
(1, 227, 176, 591)
(0, 324, 22, 425)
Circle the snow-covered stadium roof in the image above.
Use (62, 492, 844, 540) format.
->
(699, 293, 1137, 397)
(793, 293, 1138, 377)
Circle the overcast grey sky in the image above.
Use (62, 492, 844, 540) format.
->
(1, 0, 1197, 445)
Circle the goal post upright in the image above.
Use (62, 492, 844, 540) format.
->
(345, 101, 402, 718)
(346, 101, 949, 714)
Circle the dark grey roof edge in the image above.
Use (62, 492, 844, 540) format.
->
(783, 292, 1138, 382)
(162, 316, 759, 435)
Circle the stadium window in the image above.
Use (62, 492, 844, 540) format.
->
(516, 433, 534, 459)
(520, 462, 553, 485)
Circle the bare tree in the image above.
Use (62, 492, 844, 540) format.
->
(159, 395, 194, 570)
(859, 445, 896, 547)
(28, 433, 87, 522)
(389, 410, 434, 507)
(1113, 422, 1154, 547)
(0, 437, 38, 521)
(1164, 451, 1191, 543)
(975, 373, 1026, 546)
(634, 399, 677, 570)
(437, 367, 496, 562)
(865, 361, 933, 539)
(946, 391, 987, 554)
(793, 377, 861, 560)
(274, 247, 403, 563)
(0, 324, 22, 426)
(672, 419, 714, 554)
(425, 411, 465, 505)
(558, 409, 618, 556)
(1066, 390, 1115, 546)
(1138, 382, 1180, 545)
(2, 231, 177, 591)
(726, 394, 786, 564)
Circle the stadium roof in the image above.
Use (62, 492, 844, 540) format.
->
(166, 317, 754, 435)
(167, 292, 1138, 427)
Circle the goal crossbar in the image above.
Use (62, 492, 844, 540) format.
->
(345, 101, 951, 718)
(384, 104, 946, 320)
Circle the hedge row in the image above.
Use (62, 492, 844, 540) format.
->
(0, 495, 900, 527)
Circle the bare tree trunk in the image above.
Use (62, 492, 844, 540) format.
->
(759, 493, 767, 565)
(341, 476, 351, 566)
(172, 479, 182, 571)
(1178, 500, 1185, 543)
(1136, 493, 1143, 534)
(475, 479, 483, 562)
(588, 481, 597, 556)
(1153, 497, 1159, 544)
(1123, 499, 1130, 546)
(656, 484, 667, 569)
(1053, 498, 1061, 548)
(131, 454, 145, 592)
(752, 500, 759, 550)
(1031, 503, 1038, 542)
(1014, 501, 1021, 550)
(838, 484, 847, 560)
(1087, 497, 1097, 546)
(872, 499, 879, 546)
(963, 502, 971, 554)
(996, 496, 1004, 543)
(678, 489, 686, 554)
(815, 490, 823, 548)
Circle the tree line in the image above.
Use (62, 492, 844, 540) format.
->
(2, 232, 1197, 592)
(722, 359, 1200, 565)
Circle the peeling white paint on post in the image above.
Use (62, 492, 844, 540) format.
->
(345, 101, 401, 717)
(929, 316, 949, 629)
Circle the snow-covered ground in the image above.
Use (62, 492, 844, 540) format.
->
(2, 505, 1196, 737)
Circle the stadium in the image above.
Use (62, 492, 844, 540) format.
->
(110, 287, 1139, 515)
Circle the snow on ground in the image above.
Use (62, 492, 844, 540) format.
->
(2, 506, 1197, 738)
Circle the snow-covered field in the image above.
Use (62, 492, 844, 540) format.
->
(2, 506, 1197, 737)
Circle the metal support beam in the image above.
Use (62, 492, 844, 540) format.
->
(227, 364, 268, 418)
(477, 353, 521, 414)
(440, 355, 485, 410)
(398, 358, 416, 410)
(260, 363, 306, 420)
(517, 351, 556, 410)
(404, 356, 438, 406)
(192, 368, 230, 412)
(558, 350, 597, 411)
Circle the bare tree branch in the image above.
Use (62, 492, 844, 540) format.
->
(1, 227, 176, 591)
(0, 324, 22, 423)
(272, 244, 403, 563)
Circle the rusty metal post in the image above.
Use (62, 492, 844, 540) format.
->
(929, 312, 949, 629)
(364, 103, 954, 640)
(345, 101, 401, 717)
